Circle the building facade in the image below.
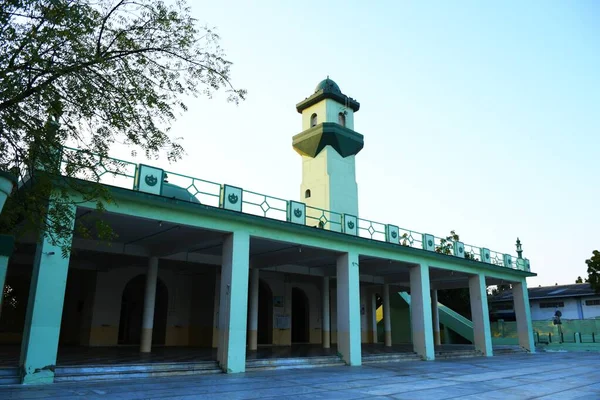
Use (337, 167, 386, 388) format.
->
(490, 283, 600, 321)
(0, 79, 536, 385)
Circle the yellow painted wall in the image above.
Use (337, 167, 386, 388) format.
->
(166, 326, 190, 346)
(88, 326, 119, 346)
(301, 99, 355, 130)
(273, 328, 291, 345)
(310, 327, 321, 344)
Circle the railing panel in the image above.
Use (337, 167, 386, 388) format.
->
(61, 147, 137, 190)
(241, 190, 287, 221)
(397, 227, 423, 249)
(463, 243, 482, 262)
(305, 206, 342, 232)
(163, 171, 221, 207)
(56, 147, 525, 270)
(358, 218, 386, 241)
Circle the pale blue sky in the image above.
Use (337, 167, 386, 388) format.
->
(116, 1, 599, 286)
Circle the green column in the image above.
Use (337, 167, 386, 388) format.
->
(410, 264, 434, 360)
(20, 204, 76, 384)
(0, 235, 15, 318)
(336, 252, 361, 365)
(469, 273, 493, 356)
(513, 280, 535, 353)
(217, 231, 250, 373)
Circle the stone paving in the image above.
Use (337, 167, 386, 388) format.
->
(0, 352, 599, 399)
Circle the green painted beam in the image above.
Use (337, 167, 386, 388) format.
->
(68, 182, 533, 283)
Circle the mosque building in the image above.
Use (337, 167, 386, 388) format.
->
(0, 78, 535, 385)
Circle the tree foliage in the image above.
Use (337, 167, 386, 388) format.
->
(0, 0, 245, 253)
(585, 250, 600, 293)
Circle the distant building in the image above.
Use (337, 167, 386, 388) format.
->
(490, 283, 600, 321)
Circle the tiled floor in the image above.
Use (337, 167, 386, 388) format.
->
(1, 352, 599, 399)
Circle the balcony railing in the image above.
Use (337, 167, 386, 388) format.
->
(58, 146, 531, 271)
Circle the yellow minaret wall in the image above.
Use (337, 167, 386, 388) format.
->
(299, 101, 359, 219)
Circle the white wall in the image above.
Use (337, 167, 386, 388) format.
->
(530, 298, 580, 320)
(582, 297, 600, 319)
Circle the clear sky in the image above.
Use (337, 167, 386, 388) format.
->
(113, 1, 599, 287)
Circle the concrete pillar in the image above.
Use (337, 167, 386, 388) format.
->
(409, 264, 434, 360)
(513, 280, 535, 353)
(370, 291, 378, 344)
(140, 256, 159, 353)
(383, 283, 392, 347)
(217, 231, 250, 373)
(322, 276, 330, 348)
(19, 203, 76, 384)
(212, 271, 220, 348)
(468, 273, 493, 356)
(443, 324, 451, 344)
(0, 235, 15, 319)
(248, 269, 259, 351)
(336, 252, 361, 365)
(431, 290, 441, 346)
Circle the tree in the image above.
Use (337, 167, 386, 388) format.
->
(585, 250, 600, 293)
(575, 276, 587, 284)
(0, 0, 245, 254)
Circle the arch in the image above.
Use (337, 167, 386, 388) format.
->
(118, 274, 168, 345)
(292, 287, 310, 343)
(338, 112, 346, 127)
(258, 279, 273, 345)
(310, 113, 318, 127)
(305, 189, 311, 199)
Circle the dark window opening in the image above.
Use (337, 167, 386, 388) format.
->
(338, 112, 346, 127)
(540, 301, 564, 309)
(310, 113, 318, 127)
(305, 189, 311, 198)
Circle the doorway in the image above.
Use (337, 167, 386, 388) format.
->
(257, 280, 273, 345)
(291, 287, 309, 343)
(118, 274, 168, 345)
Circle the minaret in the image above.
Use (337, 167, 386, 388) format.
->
(293, 78, 364, 222)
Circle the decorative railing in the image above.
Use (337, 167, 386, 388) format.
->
(58, 147, 530, 271)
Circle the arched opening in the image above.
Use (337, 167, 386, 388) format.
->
(118, 274, 168, 345)
(258, 280, 273, 345)
(310, 113, 318, 127)
(292, 287, 309, 343)
(338, 112, 346, 127)
(305, 189, 311, 199)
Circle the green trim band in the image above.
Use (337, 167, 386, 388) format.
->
(99, 182, 535, 279)
(292, 123, 364, 158)
(296, 91, 360, 113)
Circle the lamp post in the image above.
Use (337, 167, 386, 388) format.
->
(516, 238, 523, 259)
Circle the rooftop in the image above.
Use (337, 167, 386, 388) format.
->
(491, 283, 597, 302)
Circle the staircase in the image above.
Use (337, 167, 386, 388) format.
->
(54, 360, 221, 382)
(0, 367, 19, 385)
(397, 292, 474, 343)
(493, 345, 528, 355)
(362, 352, 421, 364)
(435, 347, 482, 359)
(245, 356, 344, 371)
